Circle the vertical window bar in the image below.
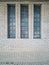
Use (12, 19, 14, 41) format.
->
(8, 4, 16, 38)
(34, 4, 41, 39)
(20, 4, 29, 38)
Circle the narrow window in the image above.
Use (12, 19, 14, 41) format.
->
(20, 4, 29, 38)
(8, 4, 16, 38)
(34, 4, 41, 39)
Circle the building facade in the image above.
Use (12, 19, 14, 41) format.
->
(0, 0, 49, 65)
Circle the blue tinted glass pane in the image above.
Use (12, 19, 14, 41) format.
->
(20, 4, 28, 38)
(8, 4, 16, 38)
(34, 4, 41, 39)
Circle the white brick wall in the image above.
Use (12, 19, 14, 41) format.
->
(0, 2, 49, 62)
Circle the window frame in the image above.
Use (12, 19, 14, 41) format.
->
(20, 4, 29, 39)
(33, 4, 41, 39)
(7, 4, 16, 39)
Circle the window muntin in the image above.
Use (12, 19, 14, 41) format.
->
(8, 4, 16, 38)
(34, 4, 41, 39)
(20, 4, 29, 38)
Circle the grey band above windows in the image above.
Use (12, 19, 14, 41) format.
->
(7, 4, 41, 39)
